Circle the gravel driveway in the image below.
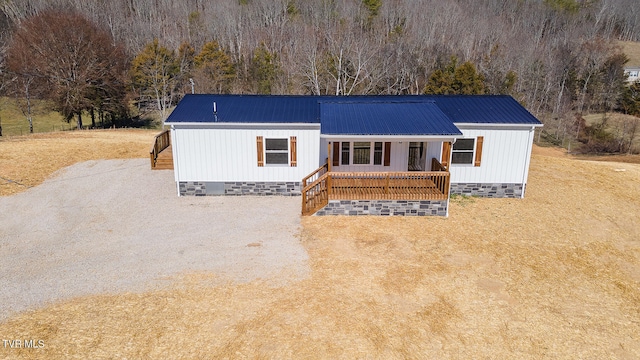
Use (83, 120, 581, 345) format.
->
(0, 159, 308, 321)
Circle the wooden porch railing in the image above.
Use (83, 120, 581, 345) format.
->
(301, 172, 331, 216)
(431, 157, 447, 171)
(149, 129, 170, 169)
(302, 170, 450, 215)
(301, 160, 329, 188)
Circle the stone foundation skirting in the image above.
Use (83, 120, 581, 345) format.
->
(314, 200, 448, 216)
(179, 181, 301, 196)
(450, 183, 523, 198)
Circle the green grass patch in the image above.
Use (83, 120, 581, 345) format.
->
(449, 193, 477, 206)
(0, 97, 71, 136)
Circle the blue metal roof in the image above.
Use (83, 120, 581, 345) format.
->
(165, 94, 542, 134)
(429, 95, 542, 125)
(319, 101, 461, 135)
(165, 94, 321, 123)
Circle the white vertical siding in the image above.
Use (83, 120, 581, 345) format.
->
(320, 139, 409, 172)
(319, 139, 448, 172)
(448, 128, 534, 184)
(425, 142, 442, 168)
(319, 138, 329, 165)
(173, 128, 320, 182)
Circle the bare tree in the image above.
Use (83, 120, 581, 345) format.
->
(0, 14, 9, 136)
(0, 0, 638, 150)
(5, 10, 129, 130)
(131, 39, 180, 123)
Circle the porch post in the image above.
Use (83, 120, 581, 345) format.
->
(327, 142, 332, 172)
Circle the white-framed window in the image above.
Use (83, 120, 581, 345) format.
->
(451, 138, 475, 165)
(337, 141, 387, 166)
(353, 142, 371, 164)
(450, 137, 484, 167)
(373, 142, 383, 165)
(341, 141, 350, 165)
(265, 138, 289, 165)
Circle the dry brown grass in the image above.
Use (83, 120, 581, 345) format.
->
(0, 130, 157, 196)
(1, 136, 639, 359)
(619, 40, 640, 68)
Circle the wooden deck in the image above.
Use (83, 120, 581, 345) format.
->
(301, 169, 450, 215)
(329, 175, 444, 200)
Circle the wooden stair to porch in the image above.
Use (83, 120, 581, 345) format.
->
(153, 145, 173, 170)
(150, 129, 173, 170)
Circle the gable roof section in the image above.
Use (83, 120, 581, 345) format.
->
(165, 94, 542, 133)
(165, 94, 321, 124)
(319, 101, 461, 135)
(431, 95, 541, 125)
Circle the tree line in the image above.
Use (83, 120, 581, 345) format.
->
(0, 0, 639, 153)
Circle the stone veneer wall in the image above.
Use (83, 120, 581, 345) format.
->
(450, 183, 523, 198)
(314, 200, 448, 216)
(179, 181, 301, 196)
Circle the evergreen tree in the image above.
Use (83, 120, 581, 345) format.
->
(453, 62, 486, 95)
(618, 82, 640, 117)
(250, 43, 279, 95)
(194, 41, 235, 94)
(362, 0, 382, 27)
(130, 39, 180, 122)
(424, 57, 485, 95)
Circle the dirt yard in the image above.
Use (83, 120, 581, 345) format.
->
(0, 132, 639, 359)
(0, 159, 308, 322)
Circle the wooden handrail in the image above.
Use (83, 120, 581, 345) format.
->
(301, 172, 330, 215)
(327, 172, 450, 200)
(431, 157, 447, 171)
(301, 160, 329, 188)
(301, 170, 451, 215)
(150, 129, 171, 168)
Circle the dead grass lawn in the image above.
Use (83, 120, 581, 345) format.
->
(1, 137, 639, 359)
(0, 130, 157, 196)
(619, 40, 640, 68)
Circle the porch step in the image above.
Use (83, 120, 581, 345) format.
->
(152, 146, 173, 170)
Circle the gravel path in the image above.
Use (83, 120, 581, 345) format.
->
(0, 159, 308, 321)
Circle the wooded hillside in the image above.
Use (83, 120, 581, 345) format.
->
(1, 0, 639, 152)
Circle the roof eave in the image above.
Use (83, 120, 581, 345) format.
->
(166, 122, 321, 130)
(320, 133, 462, 140)
(454, 122, 543, 129)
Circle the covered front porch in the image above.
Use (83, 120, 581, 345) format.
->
(303, 100, 459, 215)
(301, 157, 450, 216)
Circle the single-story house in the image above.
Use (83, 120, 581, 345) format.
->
(156, 94, 543, 216)
(624, 67, 640, 83)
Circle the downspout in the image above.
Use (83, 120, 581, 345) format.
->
(171, 125, 181, 196)
(521, 126, 536, 198)
(446, 138, 456, 218)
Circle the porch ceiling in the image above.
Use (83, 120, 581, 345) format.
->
(319, 134, 458, 142)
